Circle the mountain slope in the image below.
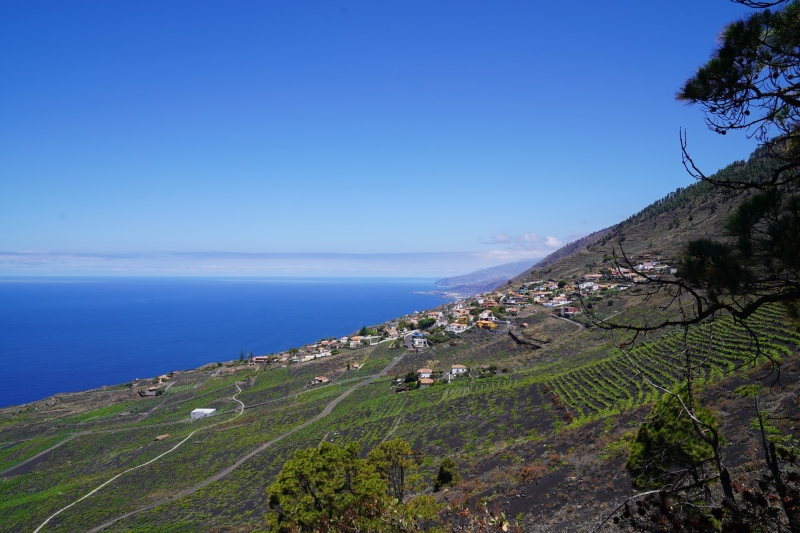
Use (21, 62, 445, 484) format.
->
(513, 149, 776, 284)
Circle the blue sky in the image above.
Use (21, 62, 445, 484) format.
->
(0, 1, 759, 277)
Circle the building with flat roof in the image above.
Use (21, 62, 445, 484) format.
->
(190, 408, 216, 419)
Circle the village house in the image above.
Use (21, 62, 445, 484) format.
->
(611, 267, 633, 279)
(478, 310, 494, 321)
(635, 261, 661, 271)
(530, 291, 549, 303)
(419, 378, 434, 389)
(313, 376, 330, 385)
(418, 368, 433, 379)
(560, 306, 582, 318)
(446, 322, 468, 334)
(544, 294, 571, 307)
(451, 364, 467, 375)
(140, 386, 162, 397)
(252, 355, 270, 363)
(411, 332, 427, 349)
(451, 308, 470, 319)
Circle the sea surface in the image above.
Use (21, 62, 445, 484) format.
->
(0, 277, 445, 408)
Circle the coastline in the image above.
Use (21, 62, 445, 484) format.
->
(0, 277, 447, 408)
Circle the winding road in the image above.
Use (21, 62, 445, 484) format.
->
(36, 351, 406, 532)
(33, 381, 247, 533)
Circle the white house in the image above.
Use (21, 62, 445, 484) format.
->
(451, 364, 467, 375)
(478, 310, 494, 321)
(446, 323, 468, 334)
(191, 408, 216, 419)
(418, 368, 433, 379)
(411, 332, 427, 349)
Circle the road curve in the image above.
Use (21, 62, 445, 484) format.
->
(33, 430, 201, 533)
(84, 351, 405, 532)
(33, 380, 246, 533)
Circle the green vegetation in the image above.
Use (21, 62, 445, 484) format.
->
(626, 390, 721, 489)
(417, 317, 436, 329)
(433, 456, 460, 491)
(266, 439, 438, 533)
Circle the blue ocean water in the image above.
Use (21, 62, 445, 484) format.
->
(0, 277, 445, 408)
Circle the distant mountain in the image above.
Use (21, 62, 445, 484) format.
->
(433, 259, 536, 297)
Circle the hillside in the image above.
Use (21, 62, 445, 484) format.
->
(1, 148, 797, 532)
(513, 148, 779, 284)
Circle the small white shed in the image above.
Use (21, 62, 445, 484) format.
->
(190, 408, 216, 419)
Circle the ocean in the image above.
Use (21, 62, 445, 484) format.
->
(0, 277, 445, 408)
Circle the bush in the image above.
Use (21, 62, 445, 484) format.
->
(434, 457, 461, 491)
(518, 462, 548, 484)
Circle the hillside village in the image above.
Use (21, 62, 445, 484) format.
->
(183, 254, 676, 394)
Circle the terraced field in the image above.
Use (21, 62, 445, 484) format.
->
(544, 305, 800, 423)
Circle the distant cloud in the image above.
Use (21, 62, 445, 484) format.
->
(518, 232, 541, 243)
(0, 231, 578, 279)
(0, 250, 548, 278)
(478, 231, 563, 261)
(482, 233, 511, 244)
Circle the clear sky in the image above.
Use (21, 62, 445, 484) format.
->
(0, 1, 759, 277)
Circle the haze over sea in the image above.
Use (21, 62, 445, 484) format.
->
(0, 277, 444, 408)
